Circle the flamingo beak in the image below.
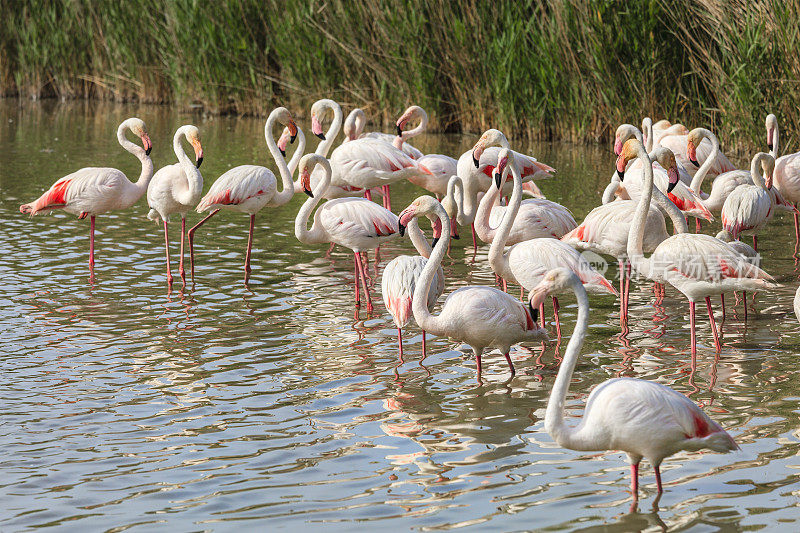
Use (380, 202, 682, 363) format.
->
(277, 128, 290, 157)
(142, 133, 153, 156)
(529, 301, 539, 323)
(613, 136, 622, 156)
(396, 124, 403, 136)
(288, 121, 298, 144)
(431, 237, 439, 247)
(472, 143, 484, 168)
(311, 115, 325, 140)
(767, 128, 774, 151)
(451, 217, 460, 240)
(615, 155, 627, 181)
(687, 141, 699, 167)
(398, 208, 415, 236)
(766, 172, 773, 190)
(191, 139, 204, 168)
(301, 169, 313, 197)
(667, 166, 679, 192)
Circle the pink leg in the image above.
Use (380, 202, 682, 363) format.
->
(705, 296, 721, 351)
(630, 462, 640, 497)
(690, 301, 697, 356)
(695, 218, 701, 233)
(743, 290, 748, 321)
(502, 278, 508, 292)
(89, 215, 96, 278)
(539, 302, 546, 329)
(397, 328, 404, 359)
(520, 286, 524, 301)
(244, 214, 255, 282)
(553, 297, 561, 338)
(504, 351, 516, 375)
(162, 219, 173, 285)
(654, 465, 663, 493)
(618, 259, 626, 325)
(355, 251, 373, 312)
(624, 262, 631, 318)
(353, 253, 361, 306)
(326, 242, 335, 258)
(188, 209, 219, 280)
(471, 223, 478, 252)
(422, 330, 427, 356)
(382, 185, 391, 211)
(794, 207, 799, 245)
(475, 349, 483, 375)
(752, 234, 758, 252)
(364, 189, 373, 202)
(179, 217, 186, 282)
(720, 294, 726, 320)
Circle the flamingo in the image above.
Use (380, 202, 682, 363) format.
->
(381, 216, 444, 357)
(295, 154, 398, 313)
(189, 107, 299, 282)
(659, 126, 736, 178)
(342, 107, 424, 159)
(767, 114, 800, 243)
(532, 268, 738, 499)
(619, 139, 775, 354)
(398, 195, 547, 378)
(721, 153, 775, 251)
(487, 149, 617, 336)
(563, 148, 689, 325)
(146, 125, 204, 286)
(19, 117, 153, 279)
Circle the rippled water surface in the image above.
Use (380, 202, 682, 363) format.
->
(2, 100, 800, 531)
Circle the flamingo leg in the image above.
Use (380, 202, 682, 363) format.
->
(624, 262, 631, 318)
(179, 216, 186, 283)
(504, 351, 516, 375)
(89, 215, 96, 278)
(720, 294, 726, 321)
(654, 465, 664, 494)
(397, 328, 403, 359)
(743, 290, 748, 322)
(474, 347, 483, 376)
(187, 208, 219, 280)
(244, 214, 255, 282)
(326, 242, 335, 258)
(539, 302, 546, 329)
(364, 189, 372, 202)
(355, 251, 373, 312)
(520, 286, 524, 301)
(502, 278, 508, 292)
(705, 296, 721, 352)
(794, 207, 799, 246)
(162, 219, 173, 285)
(422, 330, 427, 356)
(553, 297, 561, 338)
(690, 301, 697, 356)
(382, 185, 391, 211)
(353, 253, 361, 306)
(471, 223, 478, 252)
(630, 462, 640, 497)
(752, 234, 758, 252)
(695, 218, 701, 233)
(618, 259, 626, 325)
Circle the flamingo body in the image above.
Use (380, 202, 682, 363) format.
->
(382, 255, 443, 328)
(197, 165, 277, 214)
(721, 186, 772, 238)
(408, 154, 458, 197)
(486, 199, 577, 243)
(317, 197, 399, 252)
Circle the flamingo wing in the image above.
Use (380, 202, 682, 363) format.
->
(21, 167, 129, 216)
(197, 165, 276, 211)
(381, 255, 444, 328)
(320, 197, 399, 246)
(330, 138, 426, 189)
(774, 152, 800, 204)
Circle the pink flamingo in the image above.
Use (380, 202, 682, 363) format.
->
(343, 107, 424, 159)
(721, 153, 775, 251)
(398, 195, 548, 378)
(146, 125, 204, 286)
(381, 215, 444, 357)
(767, 114, 800, 243)
(20, 117, 153, 278)
(189, 107, 299, 283)
(659, 126, 736, 178)
(532, 268, 738, 499)
(619, 139, 775, 354)
(295, 154, 398, 313)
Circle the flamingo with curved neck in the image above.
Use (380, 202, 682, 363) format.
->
(532, 268, 738, 500)
(720, 153, 775, 251)
(20, 117, 154, 279)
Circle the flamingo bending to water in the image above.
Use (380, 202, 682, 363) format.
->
(532, 268, 738, 499)
(19, 117, 153, 278)
(146, 125, 204, 285)
(296, 154, 398, 313)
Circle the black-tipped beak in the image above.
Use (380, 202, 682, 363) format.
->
(472, 153, 480, 168)
(616, 168, 624, 181)
(279, 149, 286, 157)
(304, 189, 314, 198)
(195, 157, 203, 169)
(494, 172, 502, 189)
(768, 143, 773, 150)
(396, 124, 402, 136)
(529, 301, 539, 323)
(667, 181, 677, 193)
(689, 157, 699, 167)
(145, 147, 152, 156)
(398, 222, 406, 236)
(315, 132, 326, 141)
(452, 232, 460, 240)
(431, 237, 439, 248)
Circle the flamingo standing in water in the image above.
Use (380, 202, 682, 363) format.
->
(531, 268, 738, 499)
(146, 125, 204, 286)
(189, 107, 299, 283)
(295, 154, 398, 313)
(398, 195, 547, 378)
(720, 153, 775, 252)
(19, 117, 153, 279)
(767, 114, 800, 243)
(342, 107, 424, 159)
(619, 139, 775, 354)
(487, 149, 616, 335)
(381, 216, 444, 357)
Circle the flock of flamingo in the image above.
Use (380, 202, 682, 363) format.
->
(19, 100, 800, 502)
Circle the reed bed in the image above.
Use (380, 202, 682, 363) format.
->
(2, 0, 798, 151)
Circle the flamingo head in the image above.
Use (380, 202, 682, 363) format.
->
(298, 153, 328, 198)
(184, 125, 203, 168)
(686, 129, 702, 167)
(615, 138, 643, 180)
(398, 196, 439, 236)
(614, 124, 639, 155)
(761, 152, 775, 190)
(311, 99, 337, 141)
(277, 127, 292, 157)
(652, 147, 680, 192)
(494, 148, 512, 189)
(127, 118, 152, 155)
(430, 215, 443, 247)
(529, 268, 578, 321)
(766, 113, 777, 150)
(472, 128, 509, 167)
(395, 105, 426, 136)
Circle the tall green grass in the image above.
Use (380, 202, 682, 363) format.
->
(2, 0, 798, 151)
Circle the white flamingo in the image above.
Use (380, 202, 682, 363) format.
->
(532, 268, 738, 499)
(767, 113, 800, 243)
(146, 125, 204, 286)
(342, 106, 424, 159)
(296, 154, 398, 313)
(189, 107, 299, 282)
(659, 126, 736, 178)
(20, 117, 153, 278)
(398, 195, 548, 378)
(381, 216, 444, 357)
(721, 153, 775, 251)
(487, 149, 617, 336)
(619, 139, 775, 354)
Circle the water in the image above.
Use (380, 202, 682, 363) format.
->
(2, 99, 800, 531)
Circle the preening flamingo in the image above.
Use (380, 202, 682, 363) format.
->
(146, 125, 204, 286)
(19, 117, 154, 279)
(296, 153, 398, 313)
(563, 148, 688, 325)
(767, 114, 800, 243)
(381, 216, 444, 357)
(189, 107, 299, 282)
(342, 107, 424, 159)
(398, 195, 547, 378)
(721, 153, 775, 251)
(487, 149, 616, 336)
(619, 139, 775, 354)
(532, 268, 738, 499)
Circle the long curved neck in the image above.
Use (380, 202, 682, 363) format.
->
(459, 172, 481, 224)
(544, 275, 590, 449)
(412, 203, 450, 334)
(117, 123, 154, 195)
(627, 145, 656, 274)
(173, 129, 202, 204)
(603, 173, 621, 204)
(647, 150, 689, 235)
(446, 175, 465, 223)
(287, 128, 307, 176)
(316, 104, 343, 157)
(750, 155, 766, 189)
(402, 110, 428, 142)
(407, 218, 433, 258)
(488, 166, 522, 278)
(689, 130, 719, 193)
(265, 115, 296, 206)
(294, 164, 330, 245)
(474, 173, 504, 243)
(643, 118, 653, 152)
(770, 123, 780, 159)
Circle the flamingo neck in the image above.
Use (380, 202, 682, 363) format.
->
(458, 172, 481, 224)
(544, 274, 591, 450)
(445, 175, 465, 224)
(689, 129, 719, 194)
(602, 175, 620, 204)
(474, 173, 504, 244)
(294, 161, 330, 245)
(412, 202, 450, 335)
(750, 154, 767, 189)
(407, 217, 433, 258)
(642, 118, 653, 152)
(116, 122, 154, 199)
(401, 109, 428, 142)
(265, 114, 297, 207)
(316, 102, 343, 157)
(770, 122, 780, 159)
(626, 145, 656, 276)
(173, 127, 203, 205)
(647, 149, 688, 235)
(287, 128, 307, 176)
(488, 165, 522, 280)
